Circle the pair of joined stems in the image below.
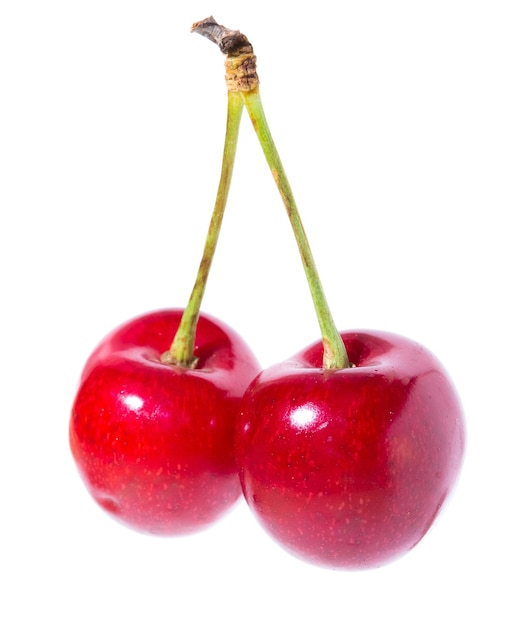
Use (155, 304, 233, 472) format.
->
(166, 26, 350, 371)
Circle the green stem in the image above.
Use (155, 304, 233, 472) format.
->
(191, 16, 350, 369)
(164, 90, 244, 367)
(242, 89, 350, 370)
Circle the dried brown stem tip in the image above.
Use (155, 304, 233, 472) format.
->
(191, 16, 259, 92)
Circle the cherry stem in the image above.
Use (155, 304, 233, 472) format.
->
(164, 90, 244, 367)
(192, 16, 350, 370)
(242, 91, 350, 369)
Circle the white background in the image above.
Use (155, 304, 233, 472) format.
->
(1, 1, 519, 624)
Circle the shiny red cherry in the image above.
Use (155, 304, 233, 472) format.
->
(70, 308, 260, 535)
(235, 330, 465, 569)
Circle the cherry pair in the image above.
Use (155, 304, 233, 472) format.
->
(70, 18, 465, 570)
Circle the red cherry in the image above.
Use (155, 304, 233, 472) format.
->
(70, 308, 260, 536)
(235, 330, 465, 569)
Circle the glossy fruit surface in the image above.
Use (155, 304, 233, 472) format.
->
(70, 309, 260, 535)
(236, 330, 465, 569)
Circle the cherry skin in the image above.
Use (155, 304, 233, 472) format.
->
(235, 330, 465, 569)
(70, 308, 260, 536)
